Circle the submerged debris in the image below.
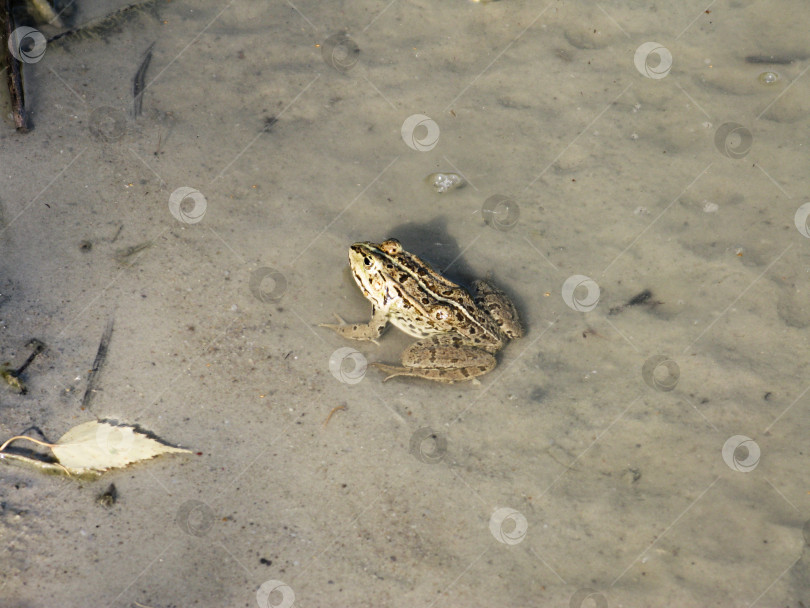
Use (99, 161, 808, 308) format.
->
(0, 420, 192, 477)
(1, 338, 46, 394)
(27, 0, 63, 28)
(96, 483, 118, 507)
(608, 289, 663, 316)
(114, 240, 152, 265)
(47, 0, 160, 44)
(82, 315, 115, 410)
(426, 172, 464, 194)
(133, 41, 155, 117)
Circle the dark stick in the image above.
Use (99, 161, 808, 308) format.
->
(2, 0, 28, 131)
(14, 339, 46, 376)
(110, 223, 124, 243)
(132, 41, 155, 118)
(745, 54, 805, 65)
(82, 315, 115, 410)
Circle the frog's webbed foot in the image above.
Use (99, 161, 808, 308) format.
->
(318, 312, 347, 328)
(319, 313, 352, 331)
(319, 310, 386, 344)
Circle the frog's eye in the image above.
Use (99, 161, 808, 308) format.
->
(363, 257, 372, 266)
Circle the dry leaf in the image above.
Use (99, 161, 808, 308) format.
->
(51, 421, 191, 473)
(0, 420, 191, 477)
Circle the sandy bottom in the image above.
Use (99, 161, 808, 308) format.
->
(1, 0, 810, 606)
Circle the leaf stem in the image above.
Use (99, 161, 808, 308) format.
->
(0, 435, 56, 453)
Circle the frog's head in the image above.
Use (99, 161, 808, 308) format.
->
(348, 239, 403, 308)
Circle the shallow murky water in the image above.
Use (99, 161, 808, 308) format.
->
(1, 1, 809, 606)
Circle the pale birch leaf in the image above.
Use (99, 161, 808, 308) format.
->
(50, 421, 191, 474)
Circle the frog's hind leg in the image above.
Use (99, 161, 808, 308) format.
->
(470, 280, 523, 339)
(372, 336, 496, 383)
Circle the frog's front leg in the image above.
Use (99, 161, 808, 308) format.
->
(372, 335, 496, 383)
(320, 306, 389, 342)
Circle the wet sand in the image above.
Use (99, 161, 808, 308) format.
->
(1, 1, 809, 606)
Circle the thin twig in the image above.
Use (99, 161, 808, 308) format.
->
(82, 315, 115, 410)
(322, 405, 347, 428)
(133, 41, 155, 117)
(2, 0, 28, 131)
(14, 338, 45, 376)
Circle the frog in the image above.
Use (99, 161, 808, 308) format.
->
(321, 239, 523, 383)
